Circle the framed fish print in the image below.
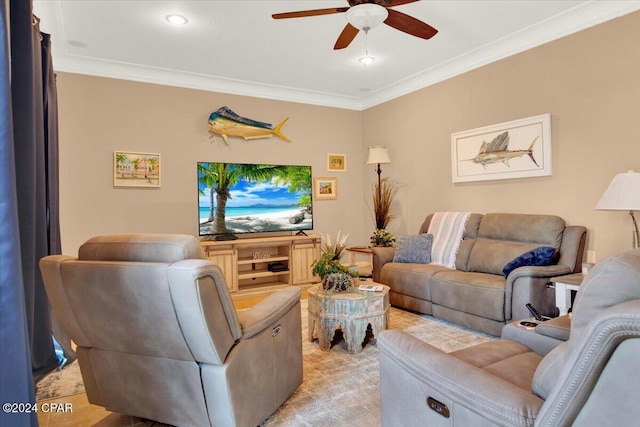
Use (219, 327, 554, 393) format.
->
(314, 177, 337, 200)
(114, 151, 161, 187)
(327, 153, 346, 172)
(451, 113, 552, 183)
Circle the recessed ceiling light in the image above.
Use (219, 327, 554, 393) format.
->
(165, 14, 188, 25)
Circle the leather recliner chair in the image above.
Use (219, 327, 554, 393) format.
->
(378, 249, 640, 426)
(40, 234, 303, 427)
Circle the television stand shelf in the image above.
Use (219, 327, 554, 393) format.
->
(200, 234, 321, 297)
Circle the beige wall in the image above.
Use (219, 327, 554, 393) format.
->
(363, 11, 640, 261)
(58, 11, 640, 260)
(57, 74, 364, 254)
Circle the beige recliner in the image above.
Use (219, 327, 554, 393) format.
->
(39, 234, 303, 427)
(378, 248, 640, 426)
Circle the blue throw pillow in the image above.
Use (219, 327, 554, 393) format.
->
(393, 234, 433, 264)
(502, 246, 556, 278)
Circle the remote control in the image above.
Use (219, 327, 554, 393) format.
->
(526, 303, 544, 321)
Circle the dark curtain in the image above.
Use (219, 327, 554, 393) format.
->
(0, 1, 38, 425)
(1, 0, 65, 423)
(42, 29, 75, 363)
(10, 1, 59, 383)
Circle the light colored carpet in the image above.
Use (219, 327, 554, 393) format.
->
(35, 299, 495, 425)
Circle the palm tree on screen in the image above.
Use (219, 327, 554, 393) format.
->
(279, 166, 312, 212)
(198, 163, 290, 234)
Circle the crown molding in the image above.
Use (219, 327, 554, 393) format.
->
(41, 1, 640, 111)
(53, 55, 363, 110)
(360, 0, 640, 109)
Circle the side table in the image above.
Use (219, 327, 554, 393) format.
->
(345, 246, 373, 277)
(550, 273, 584, 315)
(307, 283, 390, 353)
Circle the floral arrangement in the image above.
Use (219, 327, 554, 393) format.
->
(312, 231, 358, 292)
(321, 230, 349, 261)
(370, 228, 396, 247)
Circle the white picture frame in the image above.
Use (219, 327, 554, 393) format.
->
(451, 113, 552, 183)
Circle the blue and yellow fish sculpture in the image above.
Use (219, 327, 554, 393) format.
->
(208, 106, 291, 144)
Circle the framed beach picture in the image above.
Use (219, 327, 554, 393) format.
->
(314, 177, 337, 200)
(114, 151, 161, 188)
(451, 113, 552, 183)
(327, 153, 346, 172)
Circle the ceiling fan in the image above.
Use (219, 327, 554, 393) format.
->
(272, 0, 438, 50)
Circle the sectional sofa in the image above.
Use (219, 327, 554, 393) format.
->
(372, 213, 587, 335)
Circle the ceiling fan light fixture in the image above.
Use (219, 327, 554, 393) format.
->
(346, 3, 388, 31)
(359, 55, 375, 66)
(165, 14, 188, 25)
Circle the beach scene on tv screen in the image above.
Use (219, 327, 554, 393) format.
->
(198, 163, 312, 235)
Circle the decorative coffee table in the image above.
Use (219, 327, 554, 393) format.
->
(307, 283, 390, 353)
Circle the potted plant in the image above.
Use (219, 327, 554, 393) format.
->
(370, 228, 396, 248)
(370, 178, 398, 247)
(311, 231, 358, 291)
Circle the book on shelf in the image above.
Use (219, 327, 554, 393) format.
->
(358, 284, 384, 292)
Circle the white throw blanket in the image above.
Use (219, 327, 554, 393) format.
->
(428, 212, 471, 268)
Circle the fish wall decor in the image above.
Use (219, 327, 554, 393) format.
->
(467, 131, 540, 169)
(208, 106, 291, 145)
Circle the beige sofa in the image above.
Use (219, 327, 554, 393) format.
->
(372, 213, 586, 335)
(378, 249, 640, 426)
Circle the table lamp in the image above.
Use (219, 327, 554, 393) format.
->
(595, 170, 640, 248)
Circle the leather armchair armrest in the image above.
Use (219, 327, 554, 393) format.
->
(371, 247, 396, 282)
(237, 287, 301, 339)
(379, 330, 543, 425)
(506, 265, 572, 320)
(507, 264, 572, 281)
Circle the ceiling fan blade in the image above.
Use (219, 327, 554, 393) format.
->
(384, 8, 438, 39)
(334, 24, 360, 50)
(384, 0, 420, 6)
(272, 7, 349, 20)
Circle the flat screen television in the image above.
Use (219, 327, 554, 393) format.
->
(198, 162, 313, 239)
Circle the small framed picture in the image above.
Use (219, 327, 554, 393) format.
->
(114, 151, 161, 188)
(327, 153, 346, 172)
(314, 177, 337, 200)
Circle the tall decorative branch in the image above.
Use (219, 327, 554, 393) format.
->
(372, 177, 397, 230)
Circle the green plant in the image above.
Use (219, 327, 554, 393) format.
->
(312, 252, 349, 279)
(311, 231, 350, 279)
(370, 228, 396, 247)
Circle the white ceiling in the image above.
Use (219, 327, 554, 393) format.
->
(33, 1, 640, 110)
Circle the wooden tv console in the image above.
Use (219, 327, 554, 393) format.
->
(200, 234, 321, 297)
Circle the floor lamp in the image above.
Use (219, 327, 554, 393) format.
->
(596, 170, 640, 249)
(367, 146, 391, 230)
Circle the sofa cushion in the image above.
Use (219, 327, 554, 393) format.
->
(451, 339, 542, 391)
(468, 214, 565, 275)
(502, 246, 556, 277)
(430, 270, 507, 321)
(393, 234, 433, 264)
(380, 263, 450, 301)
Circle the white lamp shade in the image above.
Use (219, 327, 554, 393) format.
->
(367, 146, 391, 165)
(346, 4, 389, 31)
(595, 170, 640, 211)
